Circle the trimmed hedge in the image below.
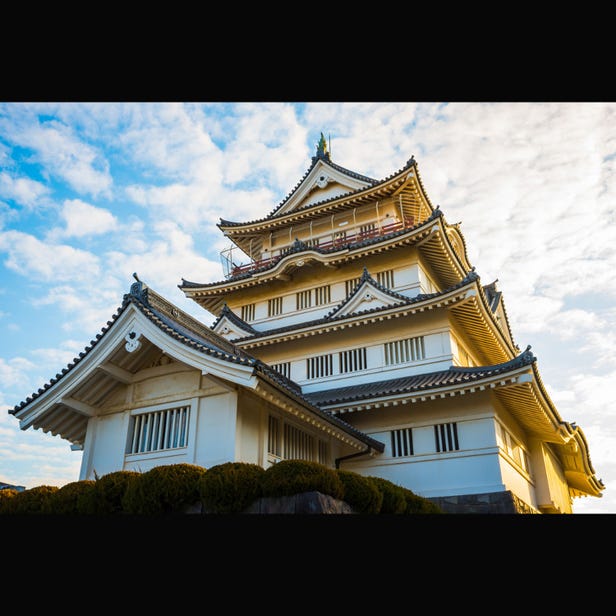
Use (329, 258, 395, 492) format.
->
(403, 490, 444, 514)
(122, 463, 207, 514)
(92, 470, 141, 514)
(48, 480, 97, 514)
(337, 470, 383, 514)
(199, 462, 266, 514)
(261, 459, 344, 500)
(8, 485, 59, 514)
(367, 477, 407, 514)
(0, 489, 19, 514)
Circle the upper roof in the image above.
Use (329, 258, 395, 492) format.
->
(9, 279, 384, 454)
(216, 147, 424, 233)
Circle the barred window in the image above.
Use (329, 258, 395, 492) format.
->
(268, 416, 281, 461)
(268, 297, 283, 317)
(296, 290, 312, 310)
(384, 336, 425, 365)
(268, 415, 329, 466)
(345, 277, 361, 297)
(127, 405, 190, 454)
(377, 269, 395, 288)
(307, 354, 334, 379)
(434, 422, 459, 452)
(391, 428, 414, 457)
(272, 361, 291, 379)
(240, 303, 255, 321)
(339, 347, 367, 373)
(315, 284, 331, 305)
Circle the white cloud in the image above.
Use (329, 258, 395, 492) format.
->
(52, 198, 118, 238)
(0, 172, 50, 209)
(0, 357, 36, 389)
(0, 230, 101, 282)
(0, 112, 112, 198)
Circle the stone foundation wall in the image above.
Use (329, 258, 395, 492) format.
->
(428, 491, 538, 514)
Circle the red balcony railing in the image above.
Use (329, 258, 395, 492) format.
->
(229, 217, 415, 278)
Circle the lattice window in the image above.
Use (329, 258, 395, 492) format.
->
(271, 362, 291, 379)
(434, 422, 459, 453)
(497, 423, 530, 472)
(318, 440, 330, 465)
(384, 336, 426, 365)
(307, 354, 334, 379)
(240, 303, 255, 321)
(391, 428, 414, 457)
(345, 277, 361, 297)
(377, 269, 395, 288)
(268, 297, 283, 317)
(284, 423, 316, 461)
(127, 405, 190, 454)
(268, 416, 282, 462)
(314, 284, 331, 305)
(339, 347, 367, 374)
(296, 290, 312, 310)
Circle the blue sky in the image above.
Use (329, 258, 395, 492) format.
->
(0, 102, 613, 513)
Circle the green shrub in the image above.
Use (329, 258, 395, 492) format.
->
(337, 470, 383, 514)
(367, 477, 407, 514)
(47, 480, 97, 514)
(199, 462, 266, 514)
(122, 463, 207, 514)
(402, 490, 444, 514)
(0, 489, 19, 514)
(261, 459, 344, 500)
(9, 485, 59, 514)
(90, 470, 141, 514)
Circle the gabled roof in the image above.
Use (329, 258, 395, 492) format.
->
(233, 270, 482, 347)
(327, 267, 415, 319)
(9, 279, 384, 454)
(210, 303, 258, 339)
(217, 155, 418, 230)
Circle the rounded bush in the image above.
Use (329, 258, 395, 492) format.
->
(402, 490, 444, 514)
(261, 459, 344, 500)
(199, 462, 266, 514)
(47, 480, 97, 514)
(367, 477, 407, 514)
(91, 470, 141, 514)
(9, 485, 59, 514)
(0, 489, 19, 514)
(122, 463, 207, 514)
(337, 470, 383, 514)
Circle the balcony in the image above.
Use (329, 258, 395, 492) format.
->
(226, 217, 416, 278)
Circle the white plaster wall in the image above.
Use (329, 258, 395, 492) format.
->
(341, 395, 537, 502)
(81, 413, 128, 479)
(193, 391, 238, 469)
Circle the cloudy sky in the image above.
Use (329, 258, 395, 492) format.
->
(0, 102, 613, 513)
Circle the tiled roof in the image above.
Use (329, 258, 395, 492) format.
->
(305, 347, 537, 407)
(233, 269, 479, 343)
(218, 156, 415, 228)
(10, 280, 384, 453)
(210, 303, 258, 334)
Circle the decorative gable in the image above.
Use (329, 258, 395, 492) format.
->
(327, 267, 409, 319)
(275, 159, 374, 216)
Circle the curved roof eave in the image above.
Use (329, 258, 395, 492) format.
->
(217, 156, 416, 230)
